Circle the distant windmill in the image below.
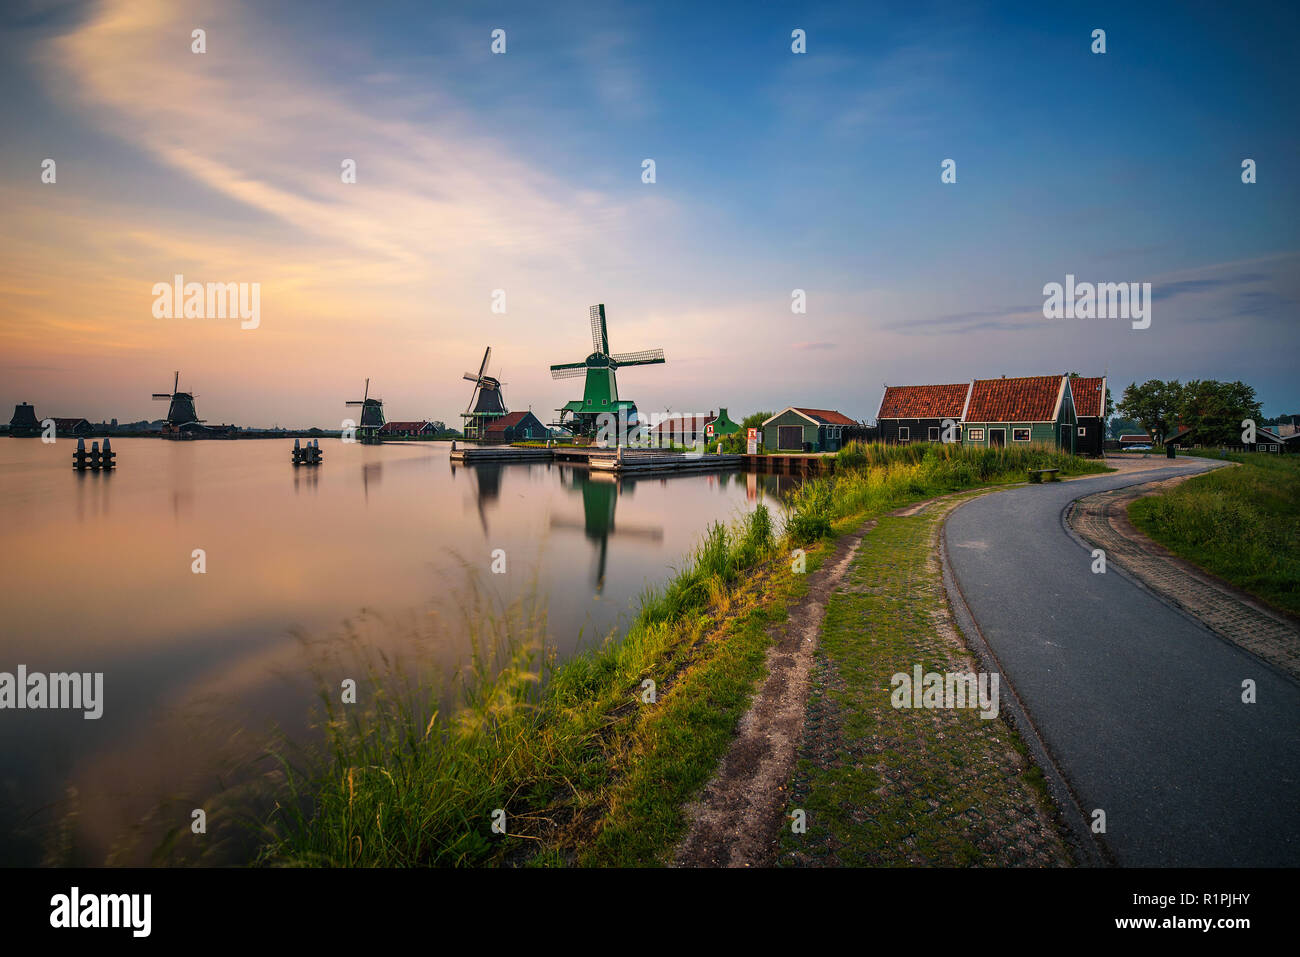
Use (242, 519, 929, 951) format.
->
(550, 304, 664, 440)
(151, 371, 203, 433)
(345, 377, 385, 442)
(461, 346, 508, 441)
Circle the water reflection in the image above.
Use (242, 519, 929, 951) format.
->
(550, 471, 664, 592)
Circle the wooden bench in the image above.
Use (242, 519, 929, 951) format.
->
(1027, 468, 1060, 483)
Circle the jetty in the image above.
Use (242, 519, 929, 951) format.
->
(450, 442, 744, 473)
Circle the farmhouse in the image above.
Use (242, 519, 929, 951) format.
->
(961, 375, 1078, 451)
(876, 383, 970, 444)
(482, 410, 548, 443)
(378, 420, 436, 437)
(1118, 433, 1153, 448)
(762, 407, 856, 452)
(1069, 376, 1107, 457)
(51, 417, 92, 437)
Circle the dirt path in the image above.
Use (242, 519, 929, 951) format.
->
(671, 519, 876, 867)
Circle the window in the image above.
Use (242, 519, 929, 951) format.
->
(1078, 426, 1086, 437)
(928, 426, 940, 441)
(967, 428, 984, 442)
(898, 426, 910, 442)
(1012, 428, 1031, 442)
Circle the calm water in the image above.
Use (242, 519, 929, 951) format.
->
(0, 437, 798, 864)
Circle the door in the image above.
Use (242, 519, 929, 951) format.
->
(989, 428, 1006, 447)
(1061, 425, 1072, 452)
(778, 425, 804, 451)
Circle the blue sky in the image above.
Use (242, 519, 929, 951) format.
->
(1, 0, 1297, 425)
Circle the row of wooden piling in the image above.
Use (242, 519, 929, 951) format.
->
(292, 438, 323, 466)
(72, 437, 116, 471)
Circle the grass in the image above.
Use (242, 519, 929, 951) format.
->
(780, 504, 1068, 866)
(1128, 451, 1300, 617)
(255, 442, 1105, 867)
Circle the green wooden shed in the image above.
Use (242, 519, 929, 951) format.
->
(762, 407, 855, 452)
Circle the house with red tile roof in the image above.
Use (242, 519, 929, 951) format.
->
(482, 410, 548, 444)
(876, 383, 971, 444)
(761, 407, 858, 452)
(960, 375, 1078, 451)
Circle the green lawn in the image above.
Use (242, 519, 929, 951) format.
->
(1129, 452, 1300, 617)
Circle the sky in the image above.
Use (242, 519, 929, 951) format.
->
(1, 0, 1297, 428)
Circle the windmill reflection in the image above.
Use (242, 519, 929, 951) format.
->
(551, 470, 663, 593)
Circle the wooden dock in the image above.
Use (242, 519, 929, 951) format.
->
(449, 443, 743, 473)
(741, 453, 837, 473)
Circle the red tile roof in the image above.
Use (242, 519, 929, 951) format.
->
(1070, 377, 1106, 418)
(965, 376, 1065, 422)
(877, 384, 969, 420)
(379, 420, 431, 433)
(1119, 434, 1152, 443)
(794, 407, 856, 426)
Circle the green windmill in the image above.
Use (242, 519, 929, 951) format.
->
(550, 304, 665, 439)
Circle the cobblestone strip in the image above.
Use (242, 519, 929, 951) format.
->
(1069, 478, 1300, 680)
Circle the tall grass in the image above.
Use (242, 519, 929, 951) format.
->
(784, 441, 1104, 545)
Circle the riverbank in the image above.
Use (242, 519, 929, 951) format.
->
(256, 443, 1108, 866)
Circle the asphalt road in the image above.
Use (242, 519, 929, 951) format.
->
(944, 460, 1300, 866)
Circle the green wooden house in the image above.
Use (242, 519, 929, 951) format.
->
(960, 375, 1078, 452)
(762, 407, 855, 452)
(704, 407, 741, 442)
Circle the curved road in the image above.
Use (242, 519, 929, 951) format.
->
(944, 460, 1300, 866)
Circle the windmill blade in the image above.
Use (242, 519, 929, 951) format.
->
(589, 304, 608, 355)
(550, 364, 587, 380)
(609, 348, 665, 366)
(173, 371, 179, 393)
(464, 372, 483, 382)
(478, 346, 492, 380)
(345, 401, 365, 406)
(151, 393, 172, 400)
(363, 378, 370, 402)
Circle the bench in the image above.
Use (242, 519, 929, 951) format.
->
(1027, 468, 1060, 483)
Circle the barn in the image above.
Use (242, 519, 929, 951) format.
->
(1069, 376, 1107, 457)
(961, 375, 1078, 452)
(762, 407, 856, 452)
(482, 410, 548, 444)
(876, 383, 970, 444)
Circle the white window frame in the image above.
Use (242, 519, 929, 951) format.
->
(1077, 426, 1086, 437)
(898, 426, 910, 442)
(1012, 427, 1032, 442)
(967, 428, 984, 442)
(928, 426, 940, 441)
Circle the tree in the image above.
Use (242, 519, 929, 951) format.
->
(1117, 379, 1184, 444)
(1177, 380, 1262, 445)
